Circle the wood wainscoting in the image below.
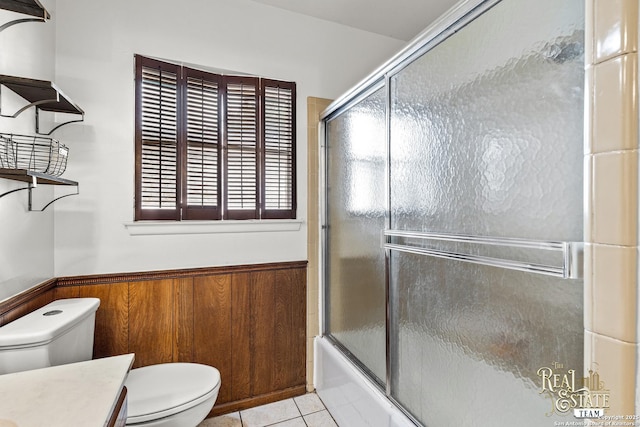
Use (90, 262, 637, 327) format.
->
(0, 261, 307, 417)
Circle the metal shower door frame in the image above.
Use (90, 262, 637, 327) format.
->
(319, 0, 584, 425)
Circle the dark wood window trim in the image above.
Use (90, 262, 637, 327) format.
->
(134, 55, 296, 221)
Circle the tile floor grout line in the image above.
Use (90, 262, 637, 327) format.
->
(295, 392, 328, 417)
(314, 393, 340, 426)
(292, 396, 303, 418)
(296, 401, 303, 418)
(261, 415, 304, 427)
(205, 393, 336, 427)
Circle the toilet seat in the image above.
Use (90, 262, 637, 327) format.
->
(125, 363, 221, 424)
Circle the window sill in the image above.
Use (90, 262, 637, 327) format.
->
(124, 219, 304, 236)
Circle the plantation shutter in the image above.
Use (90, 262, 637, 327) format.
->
(261, 79, 296, 219)
(134, 55, 296, 221)
(224, 76, 259, 219)
(182, 68, 222, 220)
(135, 56, 180, 220)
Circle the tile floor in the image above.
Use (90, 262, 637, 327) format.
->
(199, 393, 338, 427)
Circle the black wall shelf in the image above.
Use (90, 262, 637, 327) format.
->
(0, 168, 79, 211)
(0, 168, 77, 186)
(0, 74, 85, 135)
(0, 0, 49, 18)
(0, 0, 49, 32)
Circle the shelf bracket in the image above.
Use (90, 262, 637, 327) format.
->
(0, 170, 79, 210)
(29, 182, 79, 211)
(0, 84, 60, 118)
(0, 17, 45, 33)
(0, 185, 29, 200)
(35, 109, 85, 135)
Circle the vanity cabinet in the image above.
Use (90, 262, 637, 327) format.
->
(107, 387, 128, 427)
(0, 354, 134, 426)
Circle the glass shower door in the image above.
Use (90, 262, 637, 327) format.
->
(387, 0, 584, 425)
(325, 85, 387, 384)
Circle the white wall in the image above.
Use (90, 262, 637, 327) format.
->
(52, 0, 404, 276)
(0, 1, 57, 301)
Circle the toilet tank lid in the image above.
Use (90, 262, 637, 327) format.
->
(0, 298, 100, 349)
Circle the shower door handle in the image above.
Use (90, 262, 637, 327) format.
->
(382, 230, 583, 279)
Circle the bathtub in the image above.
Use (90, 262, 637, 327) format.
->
(314, 336, 416, 427)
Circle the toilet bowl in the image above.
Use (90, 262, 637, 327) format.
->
(0, 298, 220, 427)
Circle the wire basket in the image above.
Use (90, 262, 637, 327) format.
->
(0, 133, 69, 177)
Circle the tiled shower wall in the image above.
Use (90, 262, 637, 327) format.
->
(307, 97, 333, 391)
(584, 0, 639, 416)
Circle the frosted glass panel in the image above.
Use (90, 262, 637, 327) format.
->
(390, 0, 584, 241)
(388, 0, 584, 425)
(325, 86, 387, 383)
(390, 253, 583, 426)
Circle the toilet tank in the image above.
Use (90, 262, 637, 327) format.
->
(0, 298, 100, 374)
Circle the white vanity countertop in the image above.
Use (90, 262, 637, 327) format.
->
(0, 354, 134, 427)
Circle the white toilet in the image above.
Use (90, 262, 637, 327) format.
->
(0, 298, 221, 427)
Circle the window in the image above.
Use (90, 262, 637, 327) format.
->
(134, 55, 296, 221)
